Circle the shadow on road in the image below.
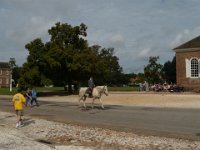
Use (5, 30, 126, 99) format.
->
(78, 105, 123, 111)
(22, 118, 35, 127)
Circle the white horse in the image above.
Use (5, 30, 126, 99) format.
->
(79, 86, 108, 109)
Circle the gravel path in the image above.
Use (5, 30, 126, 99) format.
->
(1, 111, 200, 150)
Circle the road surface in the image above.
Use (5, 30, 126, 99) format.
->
(1, 95, 200, 140)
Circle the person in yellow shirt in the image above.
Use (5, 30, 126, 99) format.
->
(12, 88, 26, 128)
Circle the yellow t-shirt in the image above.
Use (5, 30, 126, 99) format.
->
(12, 93, 26, 110)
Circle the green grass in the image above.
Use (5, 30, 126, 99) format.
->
(36, 87, 65, 91)
(0, 87, 18, 95)
(0, 87, 65, 95)
(108, 86, 139, 91)
(0, 86, 139, 95)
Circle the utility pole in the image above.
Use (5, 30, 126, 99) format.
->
(9, 58, 15, 92)
(10, 69, 12, 92)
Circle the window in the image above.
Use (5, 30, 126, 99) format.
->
(191, 58, 199, 77)
(185, 58, 200, 78)
(6, 78, 9, 84)
(0, 70, 2, 75)
(0, 78, 2, 84)
(6, 70, 9, 75)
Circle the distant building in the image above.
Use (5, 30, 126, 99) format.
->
(173, 36, 200, 88)
(0, 62, 11, 88)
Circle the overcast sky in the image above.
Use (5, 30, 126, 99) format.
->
(1, 0, 200, 73)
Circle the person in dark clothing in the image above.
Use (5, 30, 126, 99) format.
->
(88, 77, 95, 97)
(31, 88, 39, 107)
(25, 88, 32, 107)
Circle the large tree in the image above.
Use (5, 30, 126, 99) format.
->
(19, 22, 122, 89)
(18, 38, 46, 89)
(96, 47, 122, 85)
(46, 22, 89, 87)
(162, 56, 176, 84)
(144, 56, 163, 84)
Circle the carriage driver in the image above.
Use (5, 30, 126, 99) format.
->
(88, 76, 95, 97)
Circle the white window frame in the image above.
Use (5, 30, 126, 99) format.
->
(191, 58, 199, 78)
(185, 57, 200, 78)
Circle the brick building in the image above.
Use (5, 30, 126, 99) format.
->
(173, 36, 200, 88)
(0, 62, 11, 88)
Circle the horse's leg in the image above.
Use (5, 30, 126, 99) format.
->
(99, 98, 104, 109)
(83, 96, 87, 109)
(92, 97, 95, 109)
(78, 96, 82, 107)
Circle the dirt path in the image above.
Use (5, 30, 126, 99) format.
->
(39, 92, 200, 108)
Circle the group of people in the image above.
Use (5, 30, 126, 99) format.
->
(12, 87, 39, 129)
(25, 88, 39, 107)
(139, 81, 149, 92)
(12, 76, 94, 129)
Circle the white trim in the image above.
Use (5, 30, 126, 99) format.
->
(185, 58, 191, 78)
(174, 47, 200, 52)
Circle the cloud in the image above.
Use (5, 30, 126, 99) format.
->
(138, 48, 152, 59)
(1, 0, 200, 73)
(170, 27, 200, 48)
(107, 34, 125, 50)
(109, 34, 124, 45)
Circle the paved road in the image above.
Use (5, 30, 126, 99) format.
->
(1, 97, 200, 140)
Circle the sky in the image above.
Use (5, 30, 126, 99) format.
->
(1, 0, 200, 73)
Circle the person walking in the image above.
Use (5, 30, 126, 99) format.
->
(12, 88, 26, 128)
(31, 87, 39, 107)
(25, 88, 32, 107)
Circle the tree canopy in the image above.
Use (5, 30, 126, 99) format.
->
(162, 56, 176, 84)
(18, 22, 122, 89)
(144, 56, 163, 84)
(13, 22, 177, 89)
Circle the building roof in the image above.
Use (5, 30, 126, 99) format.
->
(173, 36, 200, 52)
(0, 62, 10, 69)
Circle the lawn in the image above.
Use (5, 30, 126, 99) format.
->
(0, 86, 139, 95)
(108, 86, 139, 91)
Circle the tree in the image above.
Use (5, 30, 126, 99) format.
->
(18, 39, 46, 88)
(91, 46, 122, 85)
(144, 56, 163, 84)
(12, 66, 22, 86)
(20, 22, 122, 89)
(101, 48, 122, 85)
(46, 22, 89, 88)
(9, 58, 16, 68)
(162, 56, 176, 84)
